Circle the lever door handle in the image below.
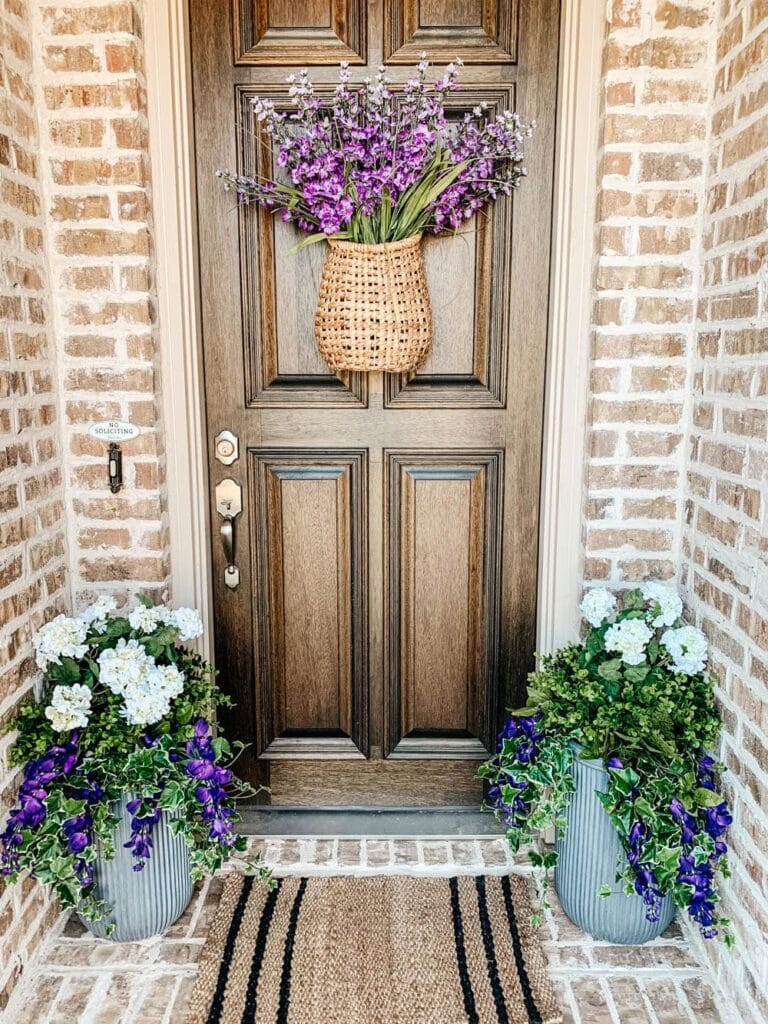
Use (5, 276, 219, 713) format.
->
(215, 477, 241, 590)
(220, 518, 234, 568)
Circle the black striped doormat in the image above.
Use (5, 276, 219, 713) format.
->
(186, 874, 562, 1024)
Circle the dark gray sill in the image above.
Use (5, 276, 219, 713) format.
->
(239, 806, 505, 838)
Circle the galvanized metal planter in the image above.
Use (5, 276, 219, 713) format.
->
(81, 794, 193, 941)
(554, 752, 675, 944)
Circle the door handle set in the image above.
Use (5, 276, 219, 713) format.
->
(214, 431, 243, 590)
(215, 476, 242, 590)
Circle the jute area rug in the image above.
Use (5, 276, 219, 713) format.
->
(186, 874, 562, 1024)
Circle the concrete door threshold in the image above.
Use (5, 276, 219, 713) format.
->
(239, 806, 505, 838)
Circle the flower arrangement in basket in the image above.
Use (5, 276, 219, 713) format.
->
(218, 56, 532, 373)
(479, 583, 734, 944)
(0, 596, 268, 930)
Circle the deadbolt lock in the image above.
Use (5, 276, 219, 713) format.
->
(214, 429, 239, 466)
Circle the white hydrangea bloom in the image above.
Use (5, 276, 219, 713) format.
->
(170, 607, 203, 641)
(78, 595, 117, 634)
(128, 604, 167, 634)
(147, 663, 185, 700)
(642, 582, 682, 629)
(604, 618, 653, 666)
(121, 689, 172, 727)
(662, 625, 708, 676)
(98, 639, 156, 697)
(580, 588, 617, 628)
(44, 683, 92, 732)
(35, 615, 89, 669)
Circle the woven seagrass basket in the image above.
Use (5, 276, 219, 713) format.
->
(314, 234, 432, 373)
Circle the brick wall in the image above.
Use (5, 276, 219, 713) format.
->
(0, 0, 169, 1007)
(33, 0, 170, 607)
(0, 0, 766, 1012)
(0, 0, 67, 1007)
(678, 0, 768, 1019)
(587, 1, 768, 1020)
(586, 0, 713, 586)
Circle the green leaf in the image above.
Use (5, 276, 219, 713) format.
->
(598, 884, 611, 898)
(622, 588, 645, 610)
(623, 664, 649, 683)
(380, 190, 392, 241)
(597, 659, 622, 682)
(695, 787, 723, 808)
(285, 233, 330, 255)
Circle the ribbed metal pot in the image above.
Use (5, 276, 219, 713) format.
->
(554, 753, 675, 944)
(81, 794, 193, 941)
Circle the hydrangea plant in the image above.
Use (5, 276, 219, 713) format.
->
(217, 56, 532, 244)
(1, 596, 269, 922)
(479, 584, 733, 943)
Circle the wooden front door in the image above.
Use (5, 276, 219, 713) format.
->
(190, 0, 560, 806)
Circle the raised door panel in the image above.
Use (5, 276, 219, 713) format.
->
(384, 88, 514, 409)
(249, 450, 367, 758)
(236, 87, 367, 407)
(234, 0, 366, 65)
(385, 0, 518, 64)
(385, 451, 503, 758)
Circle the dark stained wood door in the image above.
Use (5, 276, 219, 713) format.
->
(190, 0, 560, 806)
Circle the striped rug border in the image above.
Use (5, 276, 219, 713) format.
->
(186, 874, 562, 1024)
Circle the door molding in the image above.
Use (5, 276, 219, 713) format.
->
(143, 0, 604, 659)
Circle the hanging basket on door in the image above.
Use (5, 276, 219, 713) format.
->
(217, 61, 535, 373)
(314, 234, 432, 373)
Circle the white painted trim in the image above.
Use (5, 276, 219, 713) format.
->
(143, 0, 604, 662)
(143, 0, 212, 659)
(537, 0, 604, 653)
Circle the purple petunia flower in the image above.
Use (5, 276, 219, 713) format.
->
(703, 802, 732, 840)
(1, 733, 84, 877)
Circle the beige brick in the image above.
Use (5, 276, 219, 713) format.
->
(43, 45, 100, 73)
(44, 81, 141, 112)
(588, 527, 673, 552)
(599, 188, 698, 219)
(55, 228, 150, 257)
(105, 41, 141, 73)
(639, 152, 703, 181)
(48, 119, 106, 148)
(624, 496, 677, 519)
(43, 4, 138, 35)
(606, 81, 635, 106)
(630, 365, 687, 391)
(641, 78, 706, 104)
(603, 37, 708, 70)
(593, 333, 686, 359)
(592, 399, 683, 424)
(604, 113, 705, 145)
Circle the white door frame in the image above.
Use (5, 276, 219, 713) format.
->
(143, 0, 604, 659)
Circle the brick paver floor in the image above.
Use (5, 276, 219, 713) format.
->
(3, 838, 733, 1024)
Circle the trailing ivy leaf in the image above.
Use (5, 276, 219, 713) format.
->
(598, 884, 611, 898)
(695, 787, 724, 808)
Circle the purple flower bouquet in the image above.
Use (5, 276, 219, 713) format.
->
(218, 57, 532, 372)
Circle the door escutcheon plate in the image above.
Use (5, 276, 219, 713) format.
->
(215, 478, 242, 519)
